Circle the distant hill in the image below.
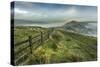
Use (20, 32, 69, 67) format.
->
(62, 20, 97, 37)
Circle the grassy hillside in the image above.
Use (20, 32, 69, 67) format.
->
(14, 26, 97, 65)
(14, 26, 48, 44)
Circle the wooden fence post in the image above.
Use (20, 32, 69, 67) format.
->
(40, 32, 43, 44)
(29, 36, 32, 54)
(47, 31, 49, 39)
(51, 28, 54, 32)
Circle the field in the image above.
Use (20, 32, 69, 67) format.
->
(14, 26, 97, 65)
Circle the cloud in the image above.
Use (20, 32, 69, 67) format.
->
(14, 1, 46, 20)
(66, 7, 77, 15)
(13, 1, 97, 23)
(15, 1, 33, 9)
(15, 8, 28, 14)
(14, 2, 78, 22)
(67, 7, 77, 15)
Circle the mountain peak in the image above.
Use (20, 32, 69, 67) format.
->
(70, 20, 79, 23)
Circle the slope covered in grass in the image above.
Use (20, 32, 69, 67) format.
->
(31, 28, 97, 64)
(14, 26, 97, 65)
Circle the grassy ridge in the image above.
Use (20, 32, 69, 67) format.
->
(14, 26, 97, 65)
(31, 29, 97, 64)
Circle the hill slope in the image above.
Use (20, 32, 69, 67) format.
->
(63, 21, 97, 37)
(14, 26, 97, 65)
(31, 28, 97, 64)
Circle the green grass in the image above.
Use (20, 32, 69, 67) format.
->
(14, 26, 48, 44)
(14, 26, 97, 65)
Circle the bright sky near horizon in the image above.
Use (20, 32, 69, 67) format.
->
(11, 1, 97, 23)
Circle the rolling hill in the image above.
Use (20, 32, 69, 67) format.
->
(63, 20, 97, 37)
(14, 25, 97, 65)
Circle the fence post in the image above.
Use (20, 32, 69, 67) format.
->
(29, 36, 32, 54)
(51, 28, 54, 32)
(47, 31, 49, 39)
(40, 31, 43, 44)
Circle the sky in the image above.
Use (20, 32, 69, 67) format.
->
(11, 1, 97, 27)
